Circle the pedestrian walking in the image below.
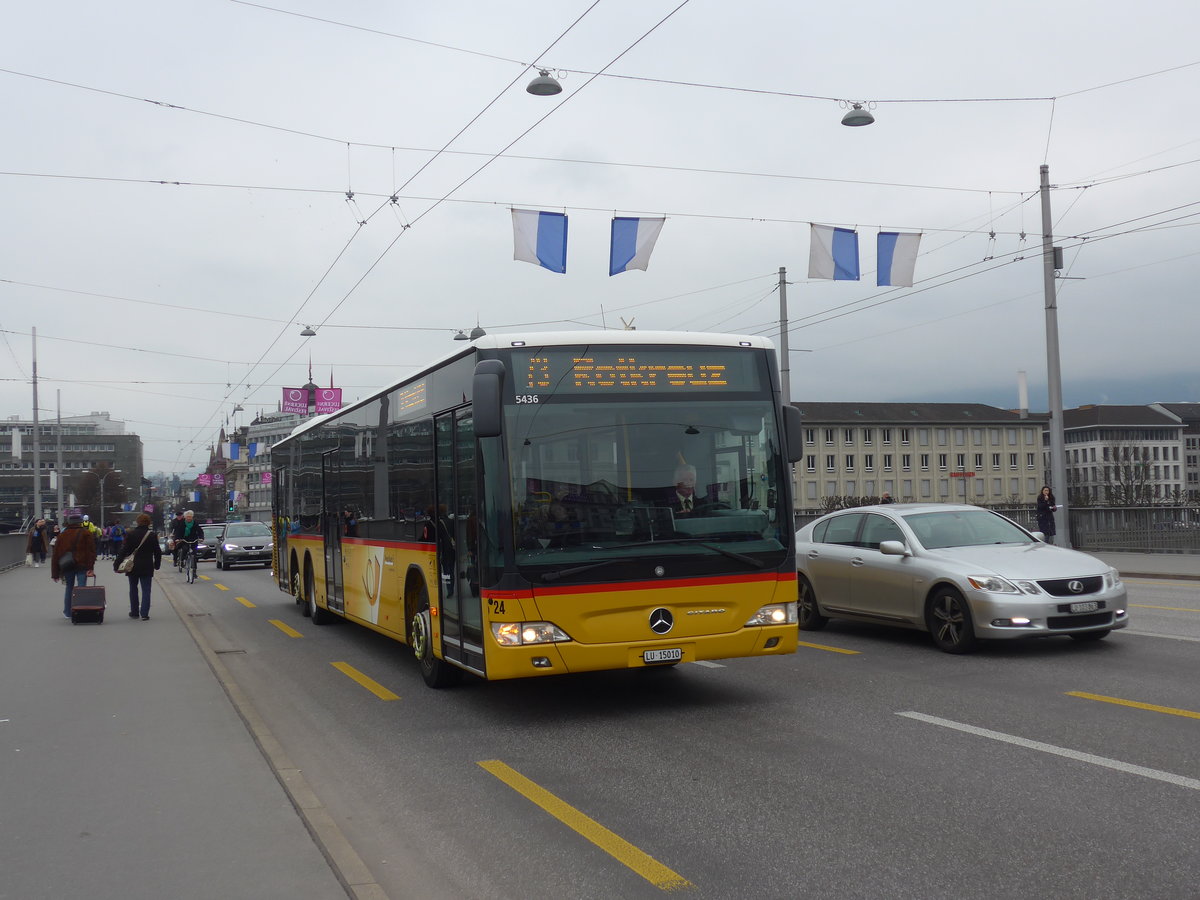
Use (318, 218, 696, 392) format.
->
(51, 510, 97, 619)
(113, 513, 162, 620)
(109, 520, 125, 561)
(25, 518, 49, 566)
(1036, 485, 1058, 545)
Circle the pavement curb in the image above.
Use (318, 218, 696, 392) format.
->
(162, 579, 390, 900)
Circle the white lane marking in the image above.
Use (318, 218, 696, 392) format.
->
(1122, 630, 1200, 643)
(896, 711, 1200, 791)
(691, 660, 724, 668)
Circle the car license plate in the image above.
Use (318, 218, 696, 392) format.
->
(1069, 601, 1099, 613)
(643, 648, 682, 664)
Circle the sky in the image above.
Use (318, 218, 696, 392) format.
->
(4, 0, 1199, 475)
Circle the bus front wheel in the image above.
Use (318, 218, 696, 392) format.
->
(412, 604, 462, 688)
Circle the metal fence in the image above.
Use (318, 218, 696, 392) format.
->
(794, 505, 1200, 554)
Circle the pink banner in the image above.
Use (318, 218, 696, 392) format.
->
(212, 472, 225, 486)
(261, 472, 273, 484)
(282, 387, 309, 414)
(314, 387, 342, 414)
(197, 473, 212, 486)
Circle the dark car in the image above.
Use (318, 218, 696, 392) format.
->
(215, 521, 273, 569)
(195, 523, 226, 561)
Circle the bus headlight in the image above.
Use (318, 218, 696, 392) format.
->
(745, 602, 797, 626)
(491, 621, 572, 646)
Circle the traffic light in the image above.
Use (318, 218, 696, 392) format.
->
(228, 502, 235, 513)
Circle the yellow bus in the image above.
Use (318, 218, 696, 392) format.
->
(271, 331, 803, 687)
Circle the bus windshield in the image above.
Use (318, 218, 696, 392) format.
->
(503, 397, 788, 580)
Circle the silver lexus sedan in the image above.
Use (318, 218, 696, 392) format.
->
(795, 504, 1128, 653)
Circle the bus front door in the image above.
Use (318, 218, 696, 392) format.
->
(321, 450, 345, 614)
(435, 409, 483, 673)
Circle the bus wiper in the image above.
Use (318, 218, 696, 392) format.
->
(540, 560, 617, 583)
(609, 539, 765, 569)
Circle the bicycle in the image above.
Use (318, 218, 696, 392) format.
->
(181, 540, 199, 584)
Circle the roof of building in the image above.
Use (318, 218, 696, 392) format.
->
(789, 402, 1030, 424)
(1155, 402, 1200, 425)
(1063, 404, 1183, 428)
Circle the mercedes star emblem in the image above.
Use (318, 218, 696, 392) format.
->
(649, 608, 674, 635)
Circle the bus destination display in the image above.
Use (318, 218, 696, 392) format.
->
(514, 348, 762, 395)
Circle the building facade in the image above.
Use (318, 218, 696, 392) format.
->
(792, 402, 1044, 509)
(1058, 404, 1187, 503)
(1, 412, 144, 526)
(1156, 403, 1200, 501)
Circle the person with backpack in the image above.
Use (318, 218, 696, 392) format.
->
(109, 520, 125, 561)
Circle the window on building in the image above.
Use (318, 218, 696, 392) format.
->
(1009, 453, 1018, 469)
(936, 429, 948, 446)
(920, 453, 929, 470)
(845, 455, 855, 471)
(901, 428, 911, 444)
(883, 454, 892, 470)
(806, 455, 816, 472)
(974, 453, 983, 469)
(824, 428, 835, 444)
(954, 429, 965, 446)
(902, 454, 911, 470)
(920, 479, 931, 497)
(805, 428, 816, 445)
(844, 428, 855, 445)
(863, 428, 873, 444)
(881, 428, 892, 444)
(955, 453, 966, 469)
(825, 455, 836, 471)
(938, 453, 948, 469)
(864, 454, 874, 471)
(1027, 453, 1036, 469)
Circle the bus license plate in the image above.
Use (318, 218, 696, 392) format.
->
(1069, 601, 1098, 613)
(643, 648, 682, 664)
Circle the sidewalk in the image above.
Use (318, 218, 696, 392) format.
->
(0, 562, 356, 900)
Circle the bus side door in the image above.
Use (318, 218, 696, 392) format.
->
(321, 449, 345, 613)
(435, 409, 483, 673)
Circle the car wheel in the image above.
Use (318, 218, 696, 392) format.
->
(925, 587, 977, 654)
(1069, 630, 1110, 642)
(797, 576, 828, 631)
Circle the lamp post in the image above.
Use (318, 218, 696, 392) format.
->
(80, 469, 122, 526)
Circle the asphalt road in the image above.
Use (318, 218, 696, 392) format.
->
(167, 565, 1200, 900)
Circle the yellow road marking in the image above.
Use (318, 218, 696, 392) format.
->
(1131, 604, 1199, 612)
(236, 596, 256, 608)
(330, 661, 400, 701)
(269, 618, 303, 638)
(478, 760, 692, 892)
(797, 640, 860, 655)
(198, 574, 211, 581)
(214, 583, 229, 591)
(1067, 691, 1200, 720)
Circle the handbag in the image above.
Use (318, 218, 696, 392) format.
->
(117, 530, 153, 574)
(25, 552, 33, 567)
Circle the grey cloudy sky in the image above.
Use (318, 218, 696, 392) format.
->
(3, 0, 1199, 474)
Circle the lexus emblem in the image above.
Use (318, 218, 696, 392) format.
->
(649, 608, 674, 635)
(1068, 580, 1084, 594)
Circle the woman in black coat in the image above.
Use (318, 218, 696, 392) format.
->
(113, 513, 163, 620)
(1035, 486, 1058, 544)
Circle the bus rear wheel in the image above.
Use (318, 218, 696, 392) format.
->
(412, 599, 462, 688)
(305, 566, 331, 625)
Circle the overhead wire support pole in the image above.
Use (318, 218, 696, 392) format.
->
(32, 327, 42, 520)
(1040, 164, 1071, 547)
(777, 267, 791, 407)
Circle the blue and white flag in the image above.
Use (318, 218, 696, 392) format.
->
(245, 442, 259, 460)
(223, 442, 240, 460)
(512, 209, 568, 274)
(808, 224, 860, 281)
(609, 216, 666, 276)
(877, 231, 922, 287)
(189, 491, 201, 502)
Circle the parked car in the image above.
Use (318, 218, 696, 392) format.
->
(795, 503, 1128, 653)
(215, 521, 273, 569)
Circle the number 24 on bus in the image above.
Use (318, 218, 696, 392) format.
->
(270, 331, 804, 687)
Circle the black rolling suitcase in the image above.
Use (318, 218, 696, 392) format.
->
(70, 576, 106, 625)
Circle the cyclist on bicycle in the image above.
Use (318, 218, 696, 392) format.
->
(170, 509, 205, 570)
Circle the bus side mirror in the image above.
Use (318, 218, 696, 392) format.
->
(782, 404, 803, 463)
(473, 360, 505, 438)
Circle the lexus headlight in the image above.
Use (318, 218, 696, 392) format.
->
(1105, 568, 1122, 588)
(745, 602, 797, 626)
(966, 575, 1021, 594)
(491, 621, 572, 646)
